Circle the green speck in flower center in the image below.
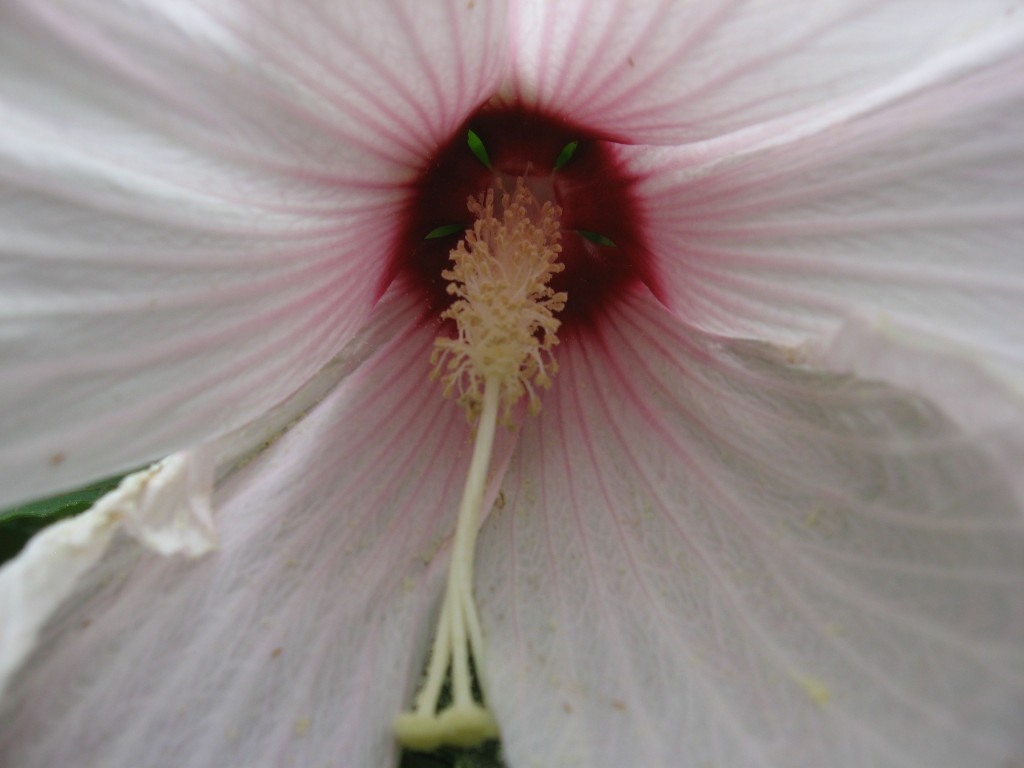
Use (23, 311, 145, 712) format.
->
(466, 129, 491, 168)
(553, 139, 579, 170)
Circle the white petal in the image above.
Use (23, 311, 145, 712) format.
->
(0, 0, 509, 506)
(478, 289, 1024, 768)
(0, 447, 216, 701)
(632, 36, 1024, 386)
(506, 0, 1020, 143)
(0, 288, 516, 768)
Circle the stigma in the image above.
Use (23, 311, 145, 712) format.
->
(393, 179, 565, 750)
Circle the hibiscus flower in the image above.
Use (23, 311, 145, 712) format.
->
(2, 1, 1023, 767)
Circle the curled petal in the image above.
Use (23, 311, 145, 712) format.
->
(0, 447, 216, 700)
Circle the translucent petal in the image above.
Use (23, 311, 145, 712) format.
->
(478, 289, 1024, 768)
(818, 317, 1024, 515)
(0, 0, 509, 506)
(0, 288, 518, 768)
(506, 0, 1021, 143)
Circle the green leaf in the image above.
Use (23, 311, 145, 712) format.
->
(0, 475, 122, 523)
(576, 229, 617, 247)
(0, 473, 127, 564)
(466, 129, 491, 168)
(553, 140, 579, 170)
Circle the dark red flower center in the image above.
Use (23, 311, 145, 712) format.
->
(391, 107, 656, 332)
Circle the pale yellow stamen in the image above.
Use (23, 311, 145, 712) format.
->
(430, 179, 566, 424)
(393, 180, 564, 750)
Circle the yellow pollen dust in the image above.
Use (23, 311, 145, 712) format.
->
(393, 179, 565, 751)
(430, 179, 566, 423)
